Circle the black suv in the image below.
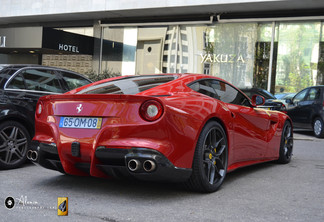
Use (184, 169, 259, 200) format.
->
(286, 86, 324, 138)
(0, 65, 92, 169)
(240, 88, 287, 112)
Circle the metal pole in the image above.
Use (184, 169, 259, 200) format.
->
(267, 21, 276, 92)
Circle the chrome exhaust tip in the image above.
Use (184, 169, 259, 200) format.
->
(27, 150, 33, 160)
(31, 151, 38, 161)
(128, 159, 140, 172)
(27, 150, 38, 161)
(143, 160, 156, 172)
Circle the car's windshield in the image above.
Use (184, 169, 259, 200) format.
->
(77, 75, 178, 95)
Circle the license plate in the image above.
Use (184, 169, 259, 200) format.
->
(59, 117, 102, 129)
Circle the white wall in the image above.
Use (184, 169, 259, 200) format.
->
(0, 1, 275, 17)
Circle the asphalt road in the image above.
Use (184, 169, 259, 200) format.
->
(1, 132, 324, 222)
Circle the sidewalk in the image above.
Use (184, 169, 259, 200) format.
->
(293, 130, 323, 141)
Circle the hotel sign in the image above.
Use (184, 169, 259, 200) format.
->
(42, 28, 94, 55)
(58, 44, 80, 53)
(201, 53, 245, 63)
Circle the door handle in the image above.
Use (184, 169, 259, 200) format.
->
(231, 112, 235, 118)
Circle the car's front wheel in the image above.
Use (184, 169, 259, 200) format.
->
(185, 121, 228, 193)
(313, 117, 324, 138)
(0, 121, 30, 169)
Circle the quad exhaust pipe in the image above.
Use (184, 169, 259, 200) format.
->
(143, 160, 156, 172)
(27, 150, 38, 161)
(128, 159, 140, 172)
(127, 159, 156, 172)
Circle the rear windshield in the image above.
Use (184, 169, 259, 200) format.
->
(77, 75, 177, 95)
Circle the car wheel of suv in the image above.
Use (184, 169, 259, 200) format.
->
(0, 121, 30, 169)
(313, 117, 324, 138)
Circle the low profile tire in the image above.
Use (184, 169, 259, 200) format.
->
(313, 117, 324, 138)
(0, 121, 30, 169)
(185, 121, 228, 193)
(277, 121, 293, 164)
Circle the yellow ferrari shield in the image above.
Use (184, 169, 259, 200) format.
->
(57, 197, 68, 216)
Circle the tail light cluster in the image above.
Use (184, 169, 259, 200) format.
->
(36, 101, 43, 117)
(139, 100, 163, 122)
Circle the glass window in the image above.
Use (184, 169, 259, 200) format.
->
(189, 80, 219, 99)
(306, 88, 321, 101)
(275, 22, 321, 93)
(0, 67, 20, 86)
(189, 79, 250, 106)
(213, 81, 250, 106)
(60, 71, 91, 90)
(21, 69, 64, 93)
(6, 73, 26, 89)
(293, 88, 308, 103)
(78, 75, 177, 95)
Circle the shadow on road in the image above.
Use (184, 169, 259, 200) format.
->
(30, 161, 279, 198)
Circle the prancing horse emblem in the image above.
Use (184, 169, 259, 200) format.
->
(76, 104, 83, 113)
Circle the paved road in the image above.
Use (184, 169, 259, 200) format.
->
(1, 133, 324, 222)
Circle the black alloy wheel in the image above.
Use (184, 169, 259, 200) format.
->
(313, 117, 324, 138)
(185, 121, 228, 193)
(0, 121, 30, 169)
(278, 121, 293, 164)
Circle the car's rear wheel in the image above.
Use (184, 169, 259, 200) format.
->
(278, 121, 293, 164)
(0, 121, 30, 169)
(313, 117, 324, 138)
(185, 121, 228, 193)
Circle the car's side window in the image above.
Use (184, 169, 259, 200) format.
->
(293, 89, 308, 103)
(189, 80, 219, 99)
(60, 71, 91, 90)
(213, 81, 250, 106)
(189, 79, 250, 106)
(6, 73, 26, 89)
(306, 88, 320, 101)
(21, 69, 64, 93)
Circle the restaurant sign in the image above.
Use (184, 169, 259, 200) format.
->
(201, 54, 245, 63)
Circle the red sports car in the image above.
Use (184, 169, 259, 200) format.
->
(29, 74, 293, 192)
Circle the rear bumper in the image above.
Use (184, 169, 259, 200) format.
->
(29, 141, 192, 183)
(29, 141, 65, 173)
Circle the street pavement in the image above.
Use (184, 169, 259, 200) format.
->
(1, 132, 323, 222)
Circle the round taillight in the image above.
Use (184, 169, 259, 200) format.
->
(36, 102, 43, 117)
(140, 100, 163, 122)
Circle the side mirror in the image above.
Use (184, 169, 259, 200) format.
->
(285, 99, 293, 104)
(251, 95, 265, 107)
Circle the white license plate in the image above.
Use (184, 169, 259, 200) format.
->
(59, 117, 102, 129)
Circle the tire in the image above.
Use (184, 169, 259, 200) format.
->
(185, 121, 228, 193)
(277, 121, 293, 164)
(0, 121, 30, 169)
(313, 117, 324, 138)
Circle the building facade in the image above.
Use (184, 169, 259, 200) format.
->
(1, 0, 324, 94)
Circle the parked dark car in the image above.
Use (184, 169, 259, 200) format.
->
(240, 88, 286, 112)
(286, 86, 324, 138)
(0, 64, 92, 169)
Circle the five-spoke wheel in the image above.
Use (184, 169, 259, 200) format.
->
(186, 121, 228, 193)
(0, 121, 30, 169)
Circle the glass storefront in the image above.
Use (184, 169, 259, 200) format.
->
(99, 21, 324, 94)
(2, 20, 324, 94)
